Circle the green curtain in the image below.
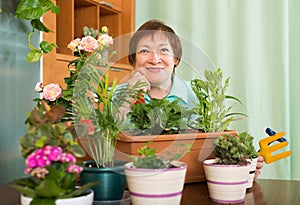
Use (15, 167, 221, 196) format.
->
(136, 0, 300, 180)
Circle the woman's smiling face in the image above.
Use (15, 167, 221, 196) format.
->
(135, 32, 178, 88)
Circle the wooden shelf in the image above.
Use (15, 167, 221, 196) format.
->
(43, 0, 135, 87)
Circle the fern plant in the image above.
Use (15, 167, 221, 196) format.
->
(189, 68, 246, 132)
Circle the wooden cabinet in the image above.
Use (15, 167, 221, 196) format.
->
(43, 0, 135, 87)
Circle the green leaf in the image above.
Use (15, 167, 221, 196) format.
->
(40, 41, 53, 53)
(69, 144, 86, 158)
(35, 179, 66, 198)
(13, 177, 37, 189)
(226, 95, 244, 105)
(20, 133, 35, 149)
(30, 197, 56, 205)
(50, 42, 58, 48)
(62, 89, 73, 101)
(62, 181, 99, 198)
(34, 136, 47, 148)
(15, 0, 43, 20)
(51, 4, 60, 14)
(10, 184, 36, 198)
(31, 19, 51, 32)
(26, 50, 42, 62)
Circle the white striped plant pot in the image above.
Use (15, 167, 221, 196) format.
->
(21, 189, 94, 205)
(203, 159, 250, 204)
(124, 161, 187, 205)
(246, 157, 258, 189)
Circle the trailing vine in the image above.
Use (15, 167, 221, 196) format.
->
(15, 0, 60, 62)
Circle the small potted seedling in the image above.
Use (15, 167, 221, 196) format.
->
(124, 142, 191, 205)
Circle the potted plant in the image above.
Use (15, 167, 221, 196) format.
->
(188, 67, 246, 133)
(10, 99, 98, 205)
(69, 28, 145, 201)
(239, 131, 259, 189)
(126, 97, 190, 136)
(15, 0, 134, 202)
(124, 142, 190, 205)
(203, 133, 252, 204)
(116, 68, 245, 183)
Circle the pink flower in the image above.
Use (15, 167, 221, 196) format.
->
(47, 146, 62, 161)
(78, 36, 99, 52)
(34, 82, 43, 92)
(24, 167, 32, 174)
(37, 155, 50, 168)
(31, 167, 49, 178)
(80, 119, 95, 135)
(26, 154, 38, 168)
(59, 153, 76, 163)
(43, 83, 62, 101)
(66, 164, 83, 174)
(98, 34, 113, 45)
(67, 38, 81, 52)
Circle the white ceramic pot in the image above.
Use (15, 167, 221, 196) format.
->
(246, 157, 258, 189)
(20, 189, 94, 205)
(203, 159, 250, 204)
(124, 161, 187, 205)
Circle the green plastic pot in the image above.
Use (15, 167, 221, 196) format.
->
(80, 160, 127, 201)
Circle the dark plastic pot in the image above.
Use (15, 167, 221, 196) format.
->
(80, 160, 127, 201)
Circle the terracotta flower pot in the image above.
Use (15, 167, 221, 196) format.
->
(124, 161, 187, 205)
(203, 159, 251, 204)
(116, 130, 237, 183)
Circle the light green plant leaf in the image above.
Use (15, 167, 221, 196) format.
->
(26, 50, 42, 62)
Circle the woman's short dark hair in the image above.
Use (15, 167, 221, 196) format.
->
(128, 19, 182, 67)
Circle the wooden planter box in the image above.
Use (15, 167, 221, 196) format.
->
(115, 130, 237, 183)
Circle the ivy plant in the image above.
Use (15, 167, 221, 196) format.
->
(15, 0, 60, 62)
(128, 97, 189, 136)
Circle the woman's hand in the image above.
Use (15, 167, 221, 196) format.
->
(117, 71, 150, 121)
(254, 155, 264, 180)
(128, 71, 150, 92)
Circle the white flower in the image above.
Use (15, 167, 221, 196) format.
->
(98, 34, 113, 46)
(34, 82, 43, 92)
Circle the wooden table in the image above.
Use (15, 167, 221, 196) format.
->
(181, 179, 300, 204)
(1, 179, 300, 204)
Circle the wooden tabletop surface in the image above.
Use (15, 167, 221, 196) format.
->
(1, 179, 300, 204)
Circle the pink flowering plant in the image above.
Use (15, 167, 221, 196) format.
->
(11, 99, 98, 205)
(41, 83, 62, 101)
(33, 81, 73, 120)
(64, 26, 115, 98)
